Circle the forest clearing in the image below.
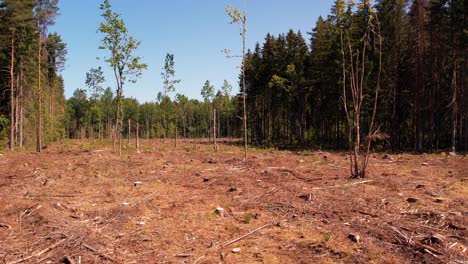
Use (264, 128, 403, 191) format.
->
(0, 0, 467, 263)
(0, 140, 466, 263)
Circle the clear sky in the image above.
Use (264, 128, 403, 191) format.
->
(50, 0, 334, 103)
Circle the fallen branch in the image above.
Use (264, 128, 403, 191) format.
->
(252, 188, 276, 202)
(353, 209, 379, 218)
(8, 238, 67, 264)
(0, 223, 11, 229)
(25, 194, 77, 198)
(62, 255, 76, 264)
(223, 223, 271, 247)
(388, 224, 443, 256)
(194, 255, 205, 264)
(311, 180, 373, 190)
(327, 164, 348, 170)
(83, 243, 116, 262)
(131, 188, 161, 207)
(174, 253, 192, 258)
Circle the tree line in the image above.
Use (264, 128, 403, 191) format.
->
(243, 0, 466, 152)
(0, 0, 466, 154)
(0, 0, 65, 151)
(65, 79, 240, 143)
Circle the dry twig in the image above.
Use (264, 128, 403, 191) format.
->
(311, 180, 373, 190)
(223, 223, 272, 247)
(83, 243, 116, 262)
(8, 238, 67, 264)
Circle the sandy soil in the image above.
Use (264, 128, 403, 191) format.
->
(0, 139, 466, 263)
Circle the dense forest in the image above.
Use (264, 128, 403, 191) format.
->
(243, 0, 466, 152)
(0, 0, 466, 153)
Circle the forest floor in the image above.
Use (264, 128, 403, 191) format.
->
(0, 139, 467, 264)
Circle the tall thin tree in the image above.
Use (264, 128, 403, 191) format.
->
(226, 1, 248, 159)
(98, 0, 147, 155)
(341, 1, 383, 178)
(160, 53, 180, 143)
(34, 0, 59, 152)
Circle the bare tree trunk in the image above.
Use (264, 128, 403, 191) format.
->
(37, 33, 42, 152)
(451, 65, 458, 153)
(19, 62, 24, 148)
(362, 29, 383, 176)
(183, 114, 187, 138)
(15, 69, 19, 145)
(50, 75, 54, 136)
(136, 122, 140, 152)
(341, 30, 353, 178)
(341, 15, 382, 179)
(114, 84, 123, 155)
(128, 118, 131, 145)
(218, 109, 221, 139)
(214, 108, 218, 151)
(9, 31, 15, 151)
(242, 11, 248, 160)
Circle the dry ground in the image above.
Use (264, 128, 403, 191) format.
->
(0, 139, 467, 264)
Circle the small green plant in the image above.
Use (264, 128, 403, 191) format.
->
(323, 233, 333, 243)
(183, 146, 193, 152)
(243, 213, 252, 224)
(0, 115, 9, 140)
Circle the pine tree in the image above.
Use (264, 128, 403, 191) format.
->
(45, 32, 66, 139)
(1, 0, 35, 150)
(34, 0, 59, 152)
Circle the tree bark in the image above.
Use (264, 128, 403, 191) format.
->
(136, 122, 140, 152)
(213, 108, 217, 151)
(9, 31, 15, 151)
(451, 65, 457, 153)
(128, 118, 131, 145)
(37, 32, 42, 152)
(242, 12, 248, 160)
(19, 62, 24, 148)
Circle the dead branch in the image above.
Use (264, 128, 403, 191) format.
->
(174, 253, 192, 258)
(194, 255, 205, 264)
(353, 209, 379, 218)
(7, 238, 67, 264)
(311, 180, 373, 190)
(62, 255, 76, 264)
(223, 223, 271, 247)
(388, 225, 443, 256)
(83, 243, 116, 262)
(131, 188, 161, 207)
(0, 223, 12, 229)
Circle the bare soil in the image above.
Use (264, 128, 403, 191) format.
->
(0, 139, 467, 263)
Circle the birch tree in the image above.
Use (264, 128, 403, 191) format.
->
(98, 0, 147, 155)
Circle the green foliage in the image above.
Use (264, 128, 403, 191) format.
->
(86, 67, 105, 100)
(98, 0, 146, 152)
(201, 80, 214, 103)
(0, 115, 10, 139)
(35, 0, 59, 33)
(161, 53, 180, 97)
(46, 32, 67, 72)
(226, 4, 246, 35)
(98, 0, 147, 86)
(243, 213, 252, 224)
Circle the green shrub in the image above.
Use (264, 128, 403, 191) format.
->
(0, 115, 9, 139)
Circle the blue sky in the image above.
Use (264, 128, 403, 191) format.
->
(51, 0, 334, 102)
